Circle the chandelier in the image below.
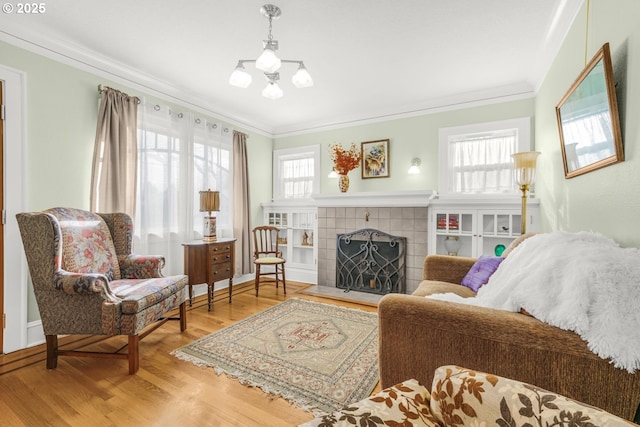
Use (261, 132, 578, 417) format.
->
(229, 4, 313, 99)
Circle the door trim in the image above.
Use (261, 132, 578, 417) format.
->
(0, 64, 28, 353)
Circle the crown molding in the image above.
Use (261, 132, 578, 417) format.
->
(0, 28, 275, 137)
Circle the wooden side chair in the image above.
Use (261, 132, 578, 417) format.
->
(252, 226, 286, 296)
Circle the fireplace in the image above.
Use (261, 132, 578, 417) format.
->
(314, 193, 431, 295)
(336, 228, 407, 295)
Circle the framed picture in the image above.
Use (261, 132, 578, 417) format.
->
(556, 43, 623, 178)
(361, 139, 389, 178)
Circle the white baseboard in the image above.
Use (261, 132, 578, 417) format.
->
(27, 320, 45, 349)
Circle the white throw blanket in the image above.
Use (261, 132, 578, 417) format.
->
(428, 231, 640, 373)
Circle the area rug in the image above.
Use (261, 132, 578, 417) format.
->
(172, 298, 379, 414)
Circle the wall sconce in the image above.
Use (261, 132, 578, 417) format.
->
(408, 158, 422, 174)
(199, 189, 220, 241)
(328, 168, 339, 178)
(512, 152, 540, 234)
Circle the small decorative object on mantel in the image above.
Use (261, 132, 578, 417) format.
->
(361, 139, 390, 178)
(329, 143, 362, 193)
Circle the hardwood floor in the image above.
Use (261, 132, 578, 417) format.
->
(0, 281, 379, 427)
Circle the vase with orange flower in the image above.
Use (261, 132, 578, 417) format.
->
(329, 143, 361, 193)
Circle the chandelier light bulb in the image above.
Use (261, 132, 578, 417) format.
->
(229, 63, 253, 88)
(292, 63, 313, 88)
(262, 81, 283, 99)
(256, 46, 281, 73)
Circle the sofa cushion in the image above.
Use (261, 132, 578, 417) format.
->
(430, 365, 633, 427)
(298, 378, 441, 427)
(460, 255, 504, 292)
(413, 281, 476, 298)
(110, 275, 187, 314)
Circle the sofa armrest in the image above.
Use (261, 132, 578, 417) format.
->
(54, 271, 113, 296)
(422, 255, 476, 284)
(119, 255, 165, 279)
(378, 294, 640, 421)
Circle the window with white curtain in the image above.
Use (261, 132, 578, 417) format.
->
(135, 103, 232, 275)
(272, 145, 320, 200)
(439, 117, 531, 196)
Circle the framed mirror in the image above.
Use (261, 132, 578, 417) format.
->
(556, 42, 623, 178)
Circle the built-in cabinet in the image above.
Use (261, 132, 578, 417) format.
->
(428, 199, 539, 258)
(262, 203, 318, 284)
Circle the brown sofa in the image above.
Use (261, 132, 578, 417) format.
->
(378, 249, 640, 422)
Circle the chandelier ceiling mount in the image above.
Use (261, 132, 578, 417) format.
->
(229, 4, 313, 100)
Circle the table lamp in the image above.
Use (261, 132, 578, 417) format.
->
(200, 189, 220, 241)
(512, 152, 540, 234)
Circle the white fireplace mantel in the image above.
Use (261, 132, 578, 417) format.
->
(311, 190, 434, 207)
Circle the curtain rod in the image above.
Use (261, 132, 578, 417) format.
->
(98, 85, 244, 136)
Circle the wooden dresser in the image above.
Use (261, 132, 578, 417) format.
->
(182, 238, 236, 311)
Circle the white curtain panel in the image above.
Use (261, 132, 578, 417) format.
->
(448, 131, 517, 194)
(135, 102, 232, 276)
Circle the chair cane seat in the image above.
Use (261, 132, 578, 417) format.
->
(255, 257, 286, 265)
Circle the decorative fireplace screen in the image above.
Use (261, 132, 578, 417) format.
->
(336, 228, 406, 295)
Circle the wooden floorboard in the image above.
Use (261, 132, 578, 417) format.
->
(0, 281, 380, 427)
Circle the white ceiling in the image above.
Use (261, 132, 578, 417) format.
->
(0, 0, 583, 137)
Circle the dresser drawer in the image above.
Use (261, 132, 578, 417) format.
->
(210, 243, 232, 255)
(211, 265, 232, 281)
(211, 252, 232, 265)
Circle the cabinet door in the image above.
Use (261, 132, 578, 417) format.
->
(431, 210, 476, 257)
(263, 206, 318, 276)
(477, 210, 521, 256)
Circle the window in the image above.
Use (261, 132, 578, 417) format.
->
(272, 145, 320, 200)
(135, 104, 232, 275)
(193, 125, 232, 234)
(439, 117, 531, 196)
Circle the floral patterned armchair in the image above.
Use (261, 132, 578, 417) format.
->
(16, 207, 188, 374)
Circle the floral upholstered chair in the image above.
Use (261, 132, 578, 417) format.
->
(16, 207, 188, 374)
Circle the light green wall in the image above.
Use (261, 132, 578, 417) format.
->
(275, 99, 535, 194)
(0, 40, 272, 320)
(534, 0, 640, 247)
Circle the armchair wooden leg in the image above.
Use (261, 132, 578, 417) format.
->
(45, 335, 58, 370)
(128, 335, 140, 374)
(179, 301, 187, 332)
(255, 265, 261, 296)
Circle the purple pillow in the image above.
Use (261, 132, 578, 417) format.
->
(460, 255, 504, 292)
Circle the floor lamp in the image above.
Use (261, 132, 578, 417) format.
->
(200, 189, 220, 242)
(512, 152, 540, 234)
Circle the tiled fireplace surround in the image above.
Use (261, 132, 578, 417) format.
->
(315, 192, 430, 295)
